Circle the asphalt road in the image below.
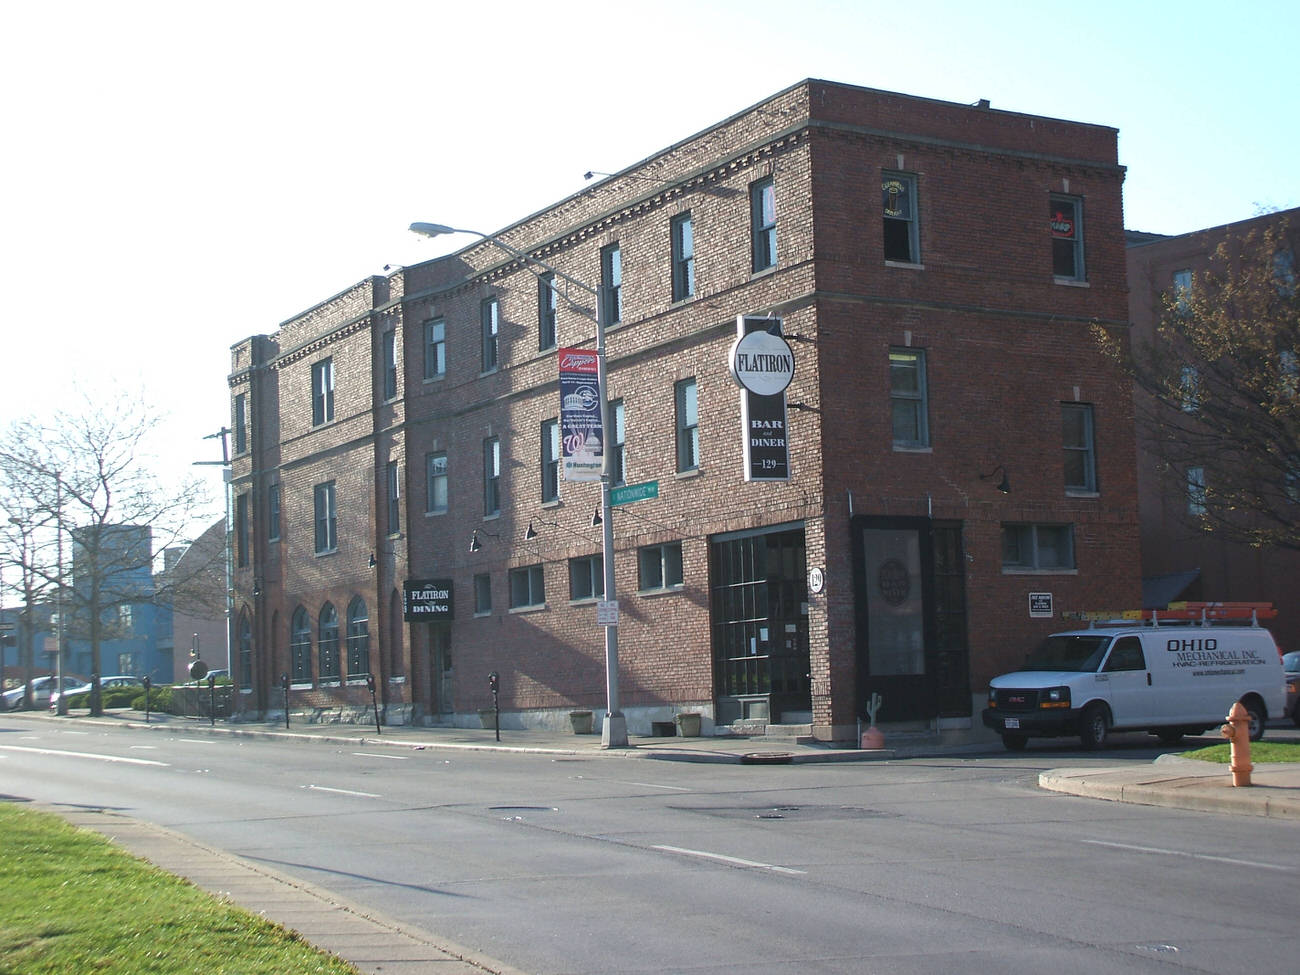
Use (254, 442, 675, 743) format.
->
(1, 716, 1295, 975)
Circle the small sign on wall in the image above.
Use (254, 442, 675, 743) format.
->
(1029, 592, 1053, 619)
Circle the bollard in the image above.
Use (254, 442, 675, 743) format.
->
(1219, 701, 1253, 787)
(143, 676, 152, 724)
(281, 673, 290, 729)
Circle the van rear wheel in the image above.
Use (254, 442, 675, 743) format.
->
(1241, 698, 1266, 742)
(1079, 704, 1109, 750)
(1002, 733, 1028, 751)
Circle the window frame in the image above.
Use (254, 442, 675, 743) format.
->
(671, 212, 695, 301)
(638, 542, 684, 592)
(423, 318, 446, 380)
(568, 554, 605, 602)
(600, 243, 622, 325)
(235, 492, 249, 568)
(538, 273, 557, 351)
(750, 177, 777, 272)
(267, 482, 281, 542)
(473, 572, 492, 616)
(1187, 466, 1208, 516)
(483, 437, 501, 517)
(611, 399, 626, 486)
(1050, 194, 1085, 281)
(508, 564, 545, 610)
(889, 348, 929, 448)
(675, 378, 699, 472)
(1172, 268, 1193, 314)
(1001, 523, 1076, 572)
(290, 606, 312, 683)
(313, 481, 338, 555)
(382, 329, 398, 401)
(881, 171, 920, 264)
(481, 297, 499, 373)
(346, 597, 369, 678)
(311, 357, 335, 426)
(233, 392, 247, 454)
(386, 461, 400, 536)
(425, 451, 448, 515)
(1062, 403, 1098, 494)
(318, 603, 340, 681)
(541, 418, 560, 504)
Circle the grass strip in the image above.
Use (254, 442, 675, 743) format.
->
(0, 802, 360, 975)
(1179, 741, 1300, 764)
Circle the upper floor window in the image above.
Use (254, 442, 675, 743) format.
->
(889, 348, 929, 448)
(611, 399, 626, 486)
(675, 378, 699, 472)
(386, 461, 400, 535)
(313, 481, 337, 554)
(483, 437, 501, 516)
(426, 451, 448, 514)
(474, 572, 492, 615)
(1172, 268, 1193, 314)
(267, 482, 281, 542)
(311, 357, 334, 426)
(882, 172, 919, 264)
(1179, 365, 1201, 413)
(750, 177, 777, 272)
(238, 613, 253, 688)
(509, 564, 545, 609)
(1002, 523, 1075, 571)
(568, 554, 604, 601)
(424, 318, 446, 380)
(1062, 403, 1097, 494)
(1273, 248, 1297, 296)
(382, 330, 398, 401)
(541, 419, 560, 503)
(1050, 195, 1085, 281)
(538, 273, 557, 351)
(235, 492, 249, 568)
(481, 298, 499, 372)
(671, 213, 695, 301)
(1187, 466, 1207, 516)
(601, 244, 622, 324)
(233, 393, 247, 454)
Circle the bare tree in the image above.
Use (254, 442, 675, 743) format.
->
(0, 394, 214, 715)
(1102, 221, 1300, 551)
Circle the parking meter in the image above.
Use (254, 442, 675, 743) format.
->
(143, 675, 152, 723)
(488, 671, 500, 741)
(207, 671, 216, 726)
(365, 673, 381, 735)
(280, 673, 290, 728)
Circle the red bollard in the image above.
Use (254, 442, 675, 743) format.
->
(1219, 701, 1253, 787)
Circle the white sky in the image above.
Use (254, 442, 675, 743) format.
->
(3, 0, 1296, 534)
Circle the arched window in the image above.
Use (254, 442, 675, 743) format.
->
(389, 588, 404, 677)
(290, 607, 312, 683)
(319, 603, 340, 681)
(346, 597, 369, 678)
(237, 611, 253, 687)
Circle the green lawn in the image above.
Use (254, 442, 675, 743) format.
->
(0, 803, 360, 975)
(1180, 741, 1300, 763)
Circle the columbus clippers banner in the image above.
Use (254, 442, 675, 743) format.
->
(558, 347, 604, 482)
(730, 315, 794, 481)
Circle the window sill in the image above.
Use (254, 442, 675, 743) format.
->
(290, 682, 312, 691)
(1065, 489, 1100, 499)
(750, 264, 777, 280)
(568, 597, 602, 607)
(320, 679, 342, 688)
(638, 585, 685, 597)
(473, 610, 492, 619)
(346, 678, 369, 687)
(892, 444, 932, 454)
(483, 512, 501, 522)
(541, 499, 562, 509)
(315, 548, 338, 558)
(675, 467, 702, 480)
(1001, 567, 1079, 576)
(424, 509, 447, 518)
(509, 603, 547, 615)
(1053, 277, 1090, 288)
(388, 675, 407, 684)
(884, 260, 924, 271)
(423, 374, 446, 385)
(239, 687, 253, 695)
(479, 367, 499, 378)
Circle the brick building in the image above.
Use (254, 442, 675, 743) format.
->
(1127, 207, 1300, 650)
(229, 80, 1140, 741)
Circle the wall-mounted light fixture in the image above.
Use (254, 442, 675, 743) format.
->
(979, 464, 1011, 494)
(367, 553, 377, 568)
(469, 528, 500, 553)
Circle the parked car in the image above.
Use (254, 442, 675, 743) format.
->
(2, 675, 86, 710)
(1284, 651, 1300, 728)
(49, 674, 145, 710)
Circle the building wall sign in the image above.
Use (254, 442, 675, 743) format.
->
(558, 348, 603, 483)
(404, 578, 453, 621)
(732, 315, 792, 481)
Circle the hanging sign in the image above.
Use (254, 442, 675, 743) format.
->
(404, 578, 453, 621)
(558, 347, 604, 482)
(732, 315, 793, 481)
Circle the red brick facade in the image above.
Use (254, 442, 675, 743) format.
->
(229, 81, 1140, 740)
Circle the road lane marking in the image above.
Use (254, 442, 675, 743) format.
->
(306, 784, 382, 798)
(0, 744, 168, 767)
(352, 752, 409, 760)
(653, 845, 806, 875)
(177, 738, 218, 744)
(575, 775, 691, 792)
(1083, 839, 1289, 872)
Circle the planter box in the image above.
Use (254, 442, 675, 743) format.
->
(478, 707, 497, 729)
(569, 710, 594, 734)
(675, 712, 702, 737)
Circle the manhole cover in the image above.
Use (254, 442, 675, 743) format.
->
(741, 751, 794, 765)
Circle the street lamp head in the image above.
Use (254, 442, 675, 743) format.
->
(409, 222, 460, 239)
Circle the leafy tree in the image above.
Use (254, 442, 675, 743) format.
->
(1103, 220, 1300, 551)
(0, 394, 214, 715)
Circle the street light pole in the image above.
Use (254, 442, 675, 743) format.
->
(410, 222, 628, 747)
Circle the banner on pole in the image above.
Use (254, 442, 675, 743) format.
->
(558, 347, 604, 482)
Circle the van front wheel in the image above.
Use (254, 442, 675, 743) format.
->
(1241, 698, 1266, 742)
(1079, 704, 1109, 750)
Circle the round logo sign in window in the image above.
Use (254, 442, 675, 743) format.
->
(877, 558, 911, 606)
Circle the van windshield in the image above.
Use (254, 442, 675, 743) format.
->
(1022, 634, 1111, 673)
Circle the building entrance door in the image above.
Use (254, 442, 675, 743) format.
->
(710, 524, 810, 725)
(432, 624, 453, 717)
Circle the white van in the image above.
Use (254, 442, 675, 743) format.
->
(981, 606, 1286, 751)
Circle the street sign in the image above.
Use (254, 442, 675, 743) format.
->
(610, 480, 658, 506)
(596, 600, 619, 626)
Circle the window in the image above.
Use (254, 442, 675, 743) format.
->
(346, 597, 369, 677)
(889, 349, 929, 447)
(483, 437, 500, 516)
(386, 461, 400, 535)
(541, 419, 560, 503)
(1002, 524, 1075, 571)
(474, 573, 492, 615)
(382, 330, 398, 401)
(675, 378, 699, 472)
(233, 393, 247, 454)
(1172, 268, 1193, 313)
(238, 614, 252, 688)
(1179, 365, 1201, 413)
(639, 542, 684, 591)
(311, 358, 335, 425)
(568, 555, 604, 601)
(425, 452, 448, 514)
(538, 273, 557, 351)
(601, 243, 622, 324)
(611, 399, 626, 485)
(318, 603, 339, 680)
(1281, 349, 1299, 400)
(750, 177, 776, 272)
(1105, 636, 1146, 673)
(290, 607, 311, 682)
(882, 172, 919, 263)
(1274, 248, 1297, 296)
(1062, 403, 1097, 493)
(671, 213, 694, 301)
(267, 483, 281, 541)
(313, 481, 337, 554)
(1187, 467, 1207, 516)
(1050, 195, 1084, 280)
(509, 564, 545, 609)
(235, 492, 249, 567)
(481, 297, 499, 372)
(424, 318, 446, 380)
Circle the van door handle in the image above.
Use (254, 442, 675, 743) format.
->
(1147, 673, 1152, 686)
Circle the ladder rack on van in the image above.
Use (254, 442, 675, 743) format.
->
(1061, 601, 1277, 628)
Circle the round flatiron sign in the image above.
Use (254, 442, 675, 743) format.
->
(729, 329, 795, 396)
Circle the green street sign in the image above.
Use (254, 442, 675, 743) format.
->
(610, 480, 659, 506)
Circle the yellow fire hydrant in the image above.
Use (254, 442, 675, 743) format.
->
(1219, 701, 1253, 787)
